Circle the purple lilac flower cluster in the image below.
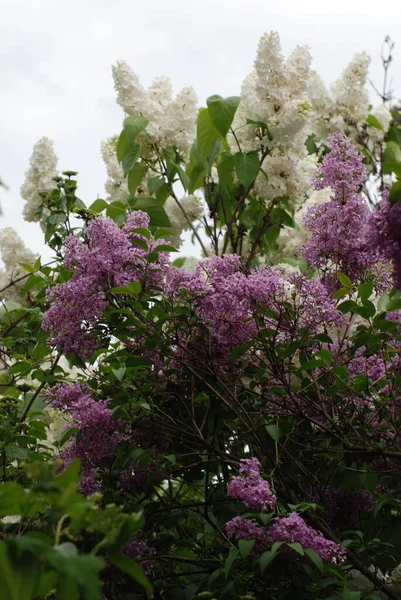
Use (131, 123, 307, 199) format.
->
(227, 458, 276, 512)
(45, 383, 129, 495)
(165, 256, 343, 361)
(123, 539, 155, 573)
(287, 274, 346, 331)
(225, 510, 344, 564)
(268, 512, 345, 563)
(226, 458, 344, 564)
(225, 516, 270, 554)
(42, 211, 170, 357)
(366, 190, 401, 290)
(302, 133, 372, 286)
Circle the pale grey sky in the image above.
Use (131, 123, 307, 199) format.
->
(1, 0, 401, 258)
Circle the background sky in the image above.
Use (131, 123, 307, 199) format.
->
(1, 0, 401, 259)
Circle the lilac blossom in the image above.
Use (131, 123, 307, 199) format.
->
(43, 211, 170, 357)
(313, 132, 366, 197)
(45, 383, 129, 494)
(301, 133, 373, 286)
(288, 274, 346, 333)
(225, 516, 269, 554)
(268, 512, 345, 563)
(123, 539, 155, 573)
(164, 256, 342, 362)
(227, 458, 276, 512)
(366, 190, 401, 290)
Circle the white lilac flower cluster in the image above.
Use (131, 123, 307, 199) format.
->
(101, 136, 129, 204)
(101, 62, 197, 205)
(20, 137, 58, 228)
(0, 227, 37, 305)
(230, 32, 317, 205)
(112, 60, 198, 157)
(164, 195, 203, 246)
(308, 52, 391, 148)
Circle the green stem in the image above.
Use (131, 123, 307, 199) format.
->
(19, 352, 61, 422)
(54, 514, 69, 545)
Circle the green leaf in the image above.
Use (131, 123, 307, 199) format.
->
(337, 272, 352, 288)
(112, 367, 126, 381)
(54, 543, 78, 558)
(224, 547, 239, 578)
(235, 151, 259, 188)
(333, 286, 350, 299)
(122, 145, 140, 176)
(338, 300, 359, 314)
(238, 538, 256, 559)
(36, 571, 58, 599)
(174, 163, 190, 191)
(299, 359, 324, 371)
(360, 299, 376, 318)
(172, 257, 186, 268)
(387, 297, 401, 311)
(153, 244, 178, 253)
(128, 227, 151, 239)
(188, 164, 207, 193)
(106, 203, 126, 222)
(145, 206, 171, 228)
(123, 117, 149, 143)
(108, 551, 153, 593)
(287, 542, 304, 555)
(304, 548, 323, 572)
(266, 424, 280, 441)
(153, 228, 173, 241)
(111, 282, 142, 296)
(342, 589, 361, 600)
(56, 575, 80, 600)
(129, 238, 148, 251)
(129, 196, 165, 209)
(101, 513, 144, 551)
(147, 176, 166, 195)
(382, 161, 401, 177)
(59, 427, 78, 448)
(89, 199, 109, 213)
(314, 349, 333, 364)
(366, 114, 383, 130)
(217, 153, 235, 187)
(389, 180, 401, 205)
(206, 95, 240, 137)
(305, 135, 318, 154)
(128, 162, 147, 195)
(19, 263, 35, 273)
(264, 225, 281, 246)
(229, 345, 248, 361)
(196, 107, 220, 158)
(384, 140, 401, 164)
(259, 542, 282, 573)
(129, 198, 172, 227)
(155, 182, 170, 203)
(358, 282, 374, 301)
(117, 130, 130, 163)
(126, 356, 152, 368)
(56, 555, 104, 600)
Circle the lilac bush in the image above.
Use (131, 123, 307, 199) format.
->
(4, 30, 401, 600)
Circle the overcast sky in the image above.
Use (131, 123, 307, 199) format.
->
(1, 0, 401, 259)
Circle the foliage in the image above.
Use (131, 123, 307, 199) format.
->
(2, 31, 401, 600)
